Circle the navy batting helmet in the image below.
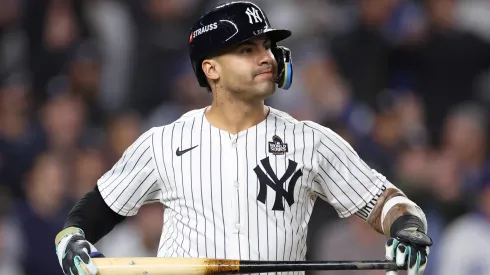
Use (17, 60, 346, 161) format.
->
(188, 1, 293, 90)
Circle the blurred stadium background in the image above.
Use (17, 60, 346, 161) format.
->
(1, 0, 490, 274)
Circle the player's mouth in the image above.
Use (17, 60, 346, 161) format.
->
(257, 72, 273, 77)
(255, 68, 274, 79)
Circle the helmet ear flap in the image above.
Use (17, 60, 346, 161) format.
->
(273, 45, 293, 90)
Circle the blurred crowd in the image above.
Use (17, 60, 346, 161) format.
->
(1, 0, 490, 274)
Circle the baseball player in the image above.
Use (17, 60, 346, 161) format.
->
(55, 2, 432, 275)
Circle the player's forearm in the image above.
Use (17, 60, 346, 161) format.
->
(366, 185, 427, 237)
(64, 185, 126, 243)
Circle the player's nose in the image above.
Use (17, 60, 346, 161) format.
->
(257, 47, 275, 67)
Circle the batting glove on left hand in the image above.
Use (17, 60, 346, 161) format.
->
(55, 227, 103, 275)
(385, 228, 432, 275)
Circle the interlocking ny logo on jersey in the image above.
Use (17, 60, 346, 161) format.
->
(245, 7, 263, 24)
(254, 157, 303, 211)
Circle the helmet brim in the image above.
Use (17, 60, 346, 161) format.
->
(201, 28, 292, 59)
(263, 29, 292, 43)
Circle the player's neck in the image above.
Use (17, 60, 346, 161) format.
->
(206, 98, 269, 135)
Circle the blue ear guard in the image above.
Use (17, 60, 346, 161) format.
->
(273, 46, 293, 90)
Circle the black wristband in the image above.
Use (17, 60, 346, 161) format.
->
(389, 215, 425, 238)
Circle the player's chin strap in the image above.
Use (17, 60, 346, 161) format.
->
(273, 45, 293, 90)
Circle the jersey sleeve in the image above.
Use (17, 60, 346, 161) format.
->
(97, 128, 163, 216)
(308, 122, 387, 219)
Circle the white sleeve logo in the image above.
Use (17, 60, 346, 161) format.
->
(245, 7, 263, 24)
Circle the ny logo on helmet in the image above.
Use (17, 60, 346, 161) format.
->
(245, 7, 263, 24)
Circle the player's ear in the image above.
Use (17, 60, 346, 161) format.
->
(202, 58, 220, 82)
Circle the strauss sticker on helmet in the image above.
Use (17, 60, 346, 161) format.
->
(191, 22, 218, 41)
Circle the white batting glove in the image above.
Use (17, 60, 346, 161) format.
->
(385, 228, 432, 275)
(55, 227, 103, 275)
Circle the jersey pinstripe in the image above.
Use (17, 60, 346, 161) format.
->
(97, 106, 388, 274)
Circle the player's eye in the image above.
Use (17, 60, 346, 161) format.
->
(240, 47, 253, 54)
(264, 43, 271, 50)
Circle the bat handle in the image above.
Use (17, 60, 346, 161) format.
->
(386, 262, 406, 273)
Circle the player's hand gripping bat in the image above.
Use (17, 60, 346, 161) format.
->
(55, 227, 103, 275)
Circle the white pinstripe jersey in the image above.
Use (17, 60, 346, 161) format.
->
(97, 106, 388, 274)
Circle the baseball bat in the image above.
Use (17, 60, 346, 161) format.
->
(92, 257, 403, 275)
